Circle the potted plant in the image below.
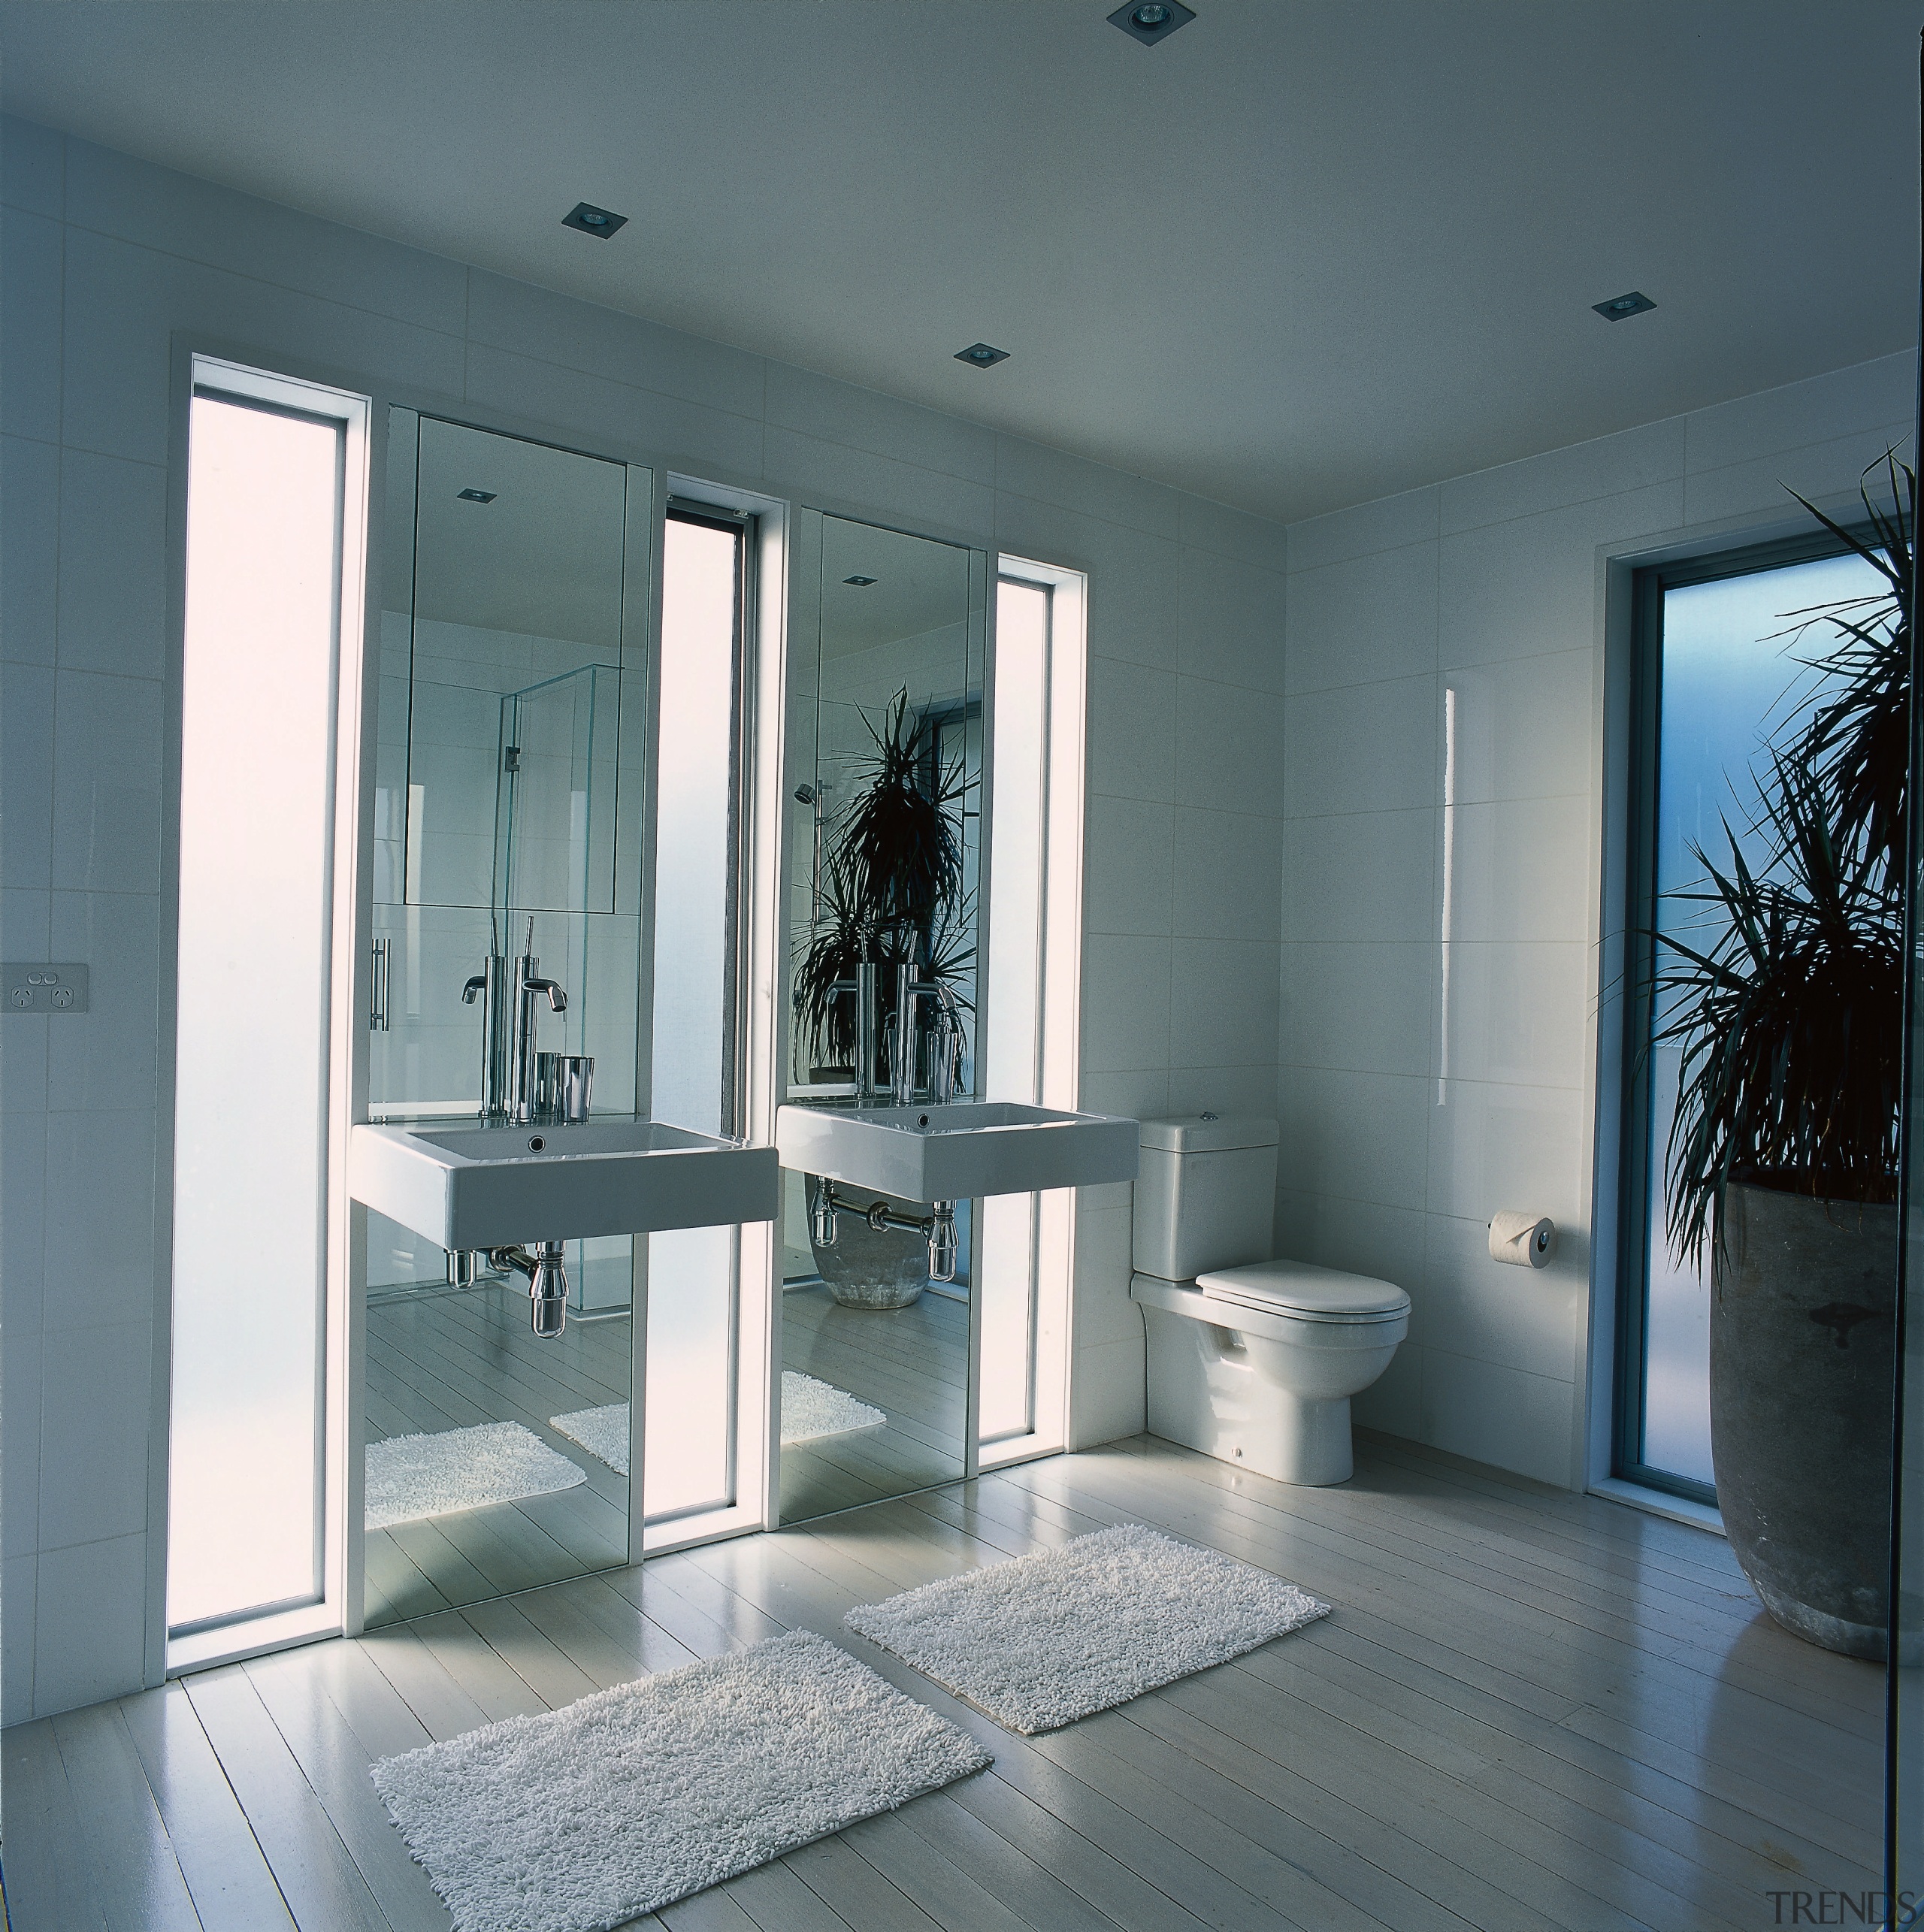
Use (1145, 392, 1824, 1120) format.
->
(794, 689, 975, 1309)
(1655, 458, 1910, 1659)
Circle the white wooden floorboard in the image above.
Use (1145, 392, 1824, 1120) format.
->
(365, 1284, 634, 1622)
(0, 1431, 1884, 1932)
(116, 1682, 298, 1932)
(780, 1283, 969, 1525)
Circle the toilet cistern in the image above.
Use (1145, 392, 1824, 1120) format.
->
(1131, 1114, 1411, 1487)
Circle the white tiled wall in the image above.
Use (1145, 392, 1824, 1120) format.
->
(1008, 486, 1288, 1449)
(0, 113, 1290, 1718)
(1278, 347, 1914, 1487)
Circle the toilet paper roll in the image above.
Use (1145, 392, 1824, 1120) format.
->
(1490, 1211, 1556, 1268)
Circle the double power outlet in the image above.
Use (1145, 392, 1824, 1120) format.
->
(2, 963, 89, 1013)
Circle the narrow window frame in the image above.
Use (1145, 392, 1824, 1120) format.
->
(1616, 525, 1873, 1507)
(642, 479, 788, 1554)
(979, 554, 1090, 1468)
(163, 354, 372, 1674)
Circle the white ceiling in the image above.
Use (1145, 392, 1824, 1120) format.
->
(819, 518, 971, 658)
(413, 417, 628, 643)
(6, 0, 1920, 523)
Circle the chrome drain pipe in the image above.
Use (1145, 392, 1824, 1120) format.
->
(927, 1202, 958, 1283)
(809, 1181, 959, 1284)
(488, 1240, 570, 1338)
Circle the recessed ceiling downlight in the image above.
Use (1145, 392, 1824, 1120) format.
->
(955, 342, 1009, 369)
(843, 575, 878, 586)
(563, 201, 628, 239)
(1109, 0, 1195, 45)
(1593, 290, 1656, 321)
(456, 488, 497, 503)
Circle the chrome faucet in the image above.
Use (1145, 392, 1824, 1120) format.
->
(461, 918, 513, 1118)
(508, 921, 567, 1124)
(827, 957, 881, 1100)
(890, 966, 964, 1106)
(855, 958, 879, 1102)
(928, 981, 964, 1104)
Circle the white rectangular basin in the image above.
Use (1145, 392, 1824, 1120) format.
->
(349, 1115, 779, 1251)
(775, 1098, 1139, 1203)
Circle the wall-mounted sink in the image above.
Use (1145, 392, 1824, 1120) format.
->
(774, 1098, 1139, 1203)
(349, 1115, 779, 1251)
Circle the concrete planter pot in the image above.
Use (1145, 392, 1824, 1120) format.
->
(807, 1178, 927, 1311)
(1711, 1181, 1896, 1660)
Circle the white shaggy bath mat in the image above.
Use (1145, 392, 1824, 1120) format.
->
(550, 1373, 885, 1477)
(369, 1628, 991, 1932)
(845, 1523, 1328, 1734)
(365, 1422, 586, 1530)
(780, 1370, 887, 1445)
(546, 1403, 632, 1474)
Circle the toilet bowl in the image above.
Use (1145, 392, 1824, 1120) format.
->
(1130, 1116, 1411, 1486)
(1132, 1263, 1410, 1485)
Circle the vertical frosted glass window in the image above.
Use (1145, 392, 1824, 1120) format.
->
(979, 580, 1049, 1442)
(1626, 549, 1879, 1496)
(646, 511, 743, 1520)
(168, 383, 353, 1633)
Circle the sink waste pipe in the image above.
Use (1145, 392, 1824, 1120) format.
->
(488, 1241, 570, 1338)
(809, 1178, 958, 1283)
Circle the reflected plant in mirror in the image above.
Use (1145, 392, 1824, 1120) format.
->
(792, 687, 976, 1099)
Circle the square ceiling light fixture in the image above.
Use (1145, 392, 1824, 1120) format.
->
(1109, 1, 1196, 45)
(563, 201, 628, 239)
(456, 488, 496, 503)
(955, 342, 1010, 369)
(843, 575, 878, 586)
(1593, 289, 1656, 321)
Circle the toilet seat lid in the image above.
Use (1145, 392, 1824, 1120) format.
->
(1196, 1259, 1411, 1321)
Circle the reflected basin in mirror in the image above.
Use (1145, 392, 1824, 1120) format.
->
(775, 1098, 1139, 1203)
(349, 1115, 779, 1251)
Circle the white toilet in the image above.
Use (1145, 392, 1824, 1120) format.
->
(1130, 1116, 1410, 1486)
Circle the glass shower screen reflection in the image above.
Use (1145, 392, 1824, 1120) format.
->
(168, 385, 348, 1634)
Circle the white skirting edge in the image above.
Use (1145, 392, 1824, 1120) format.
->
(1589, 1475, 1726, 1536)
(168, 1600, 341, 1676)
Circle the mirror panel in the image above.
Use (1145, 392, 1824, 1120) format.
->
(359, 410, 648, 1625)
(779, 512, 988, 1524)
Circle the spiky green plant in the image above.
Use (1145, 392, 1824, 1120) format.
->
(1656, 759, 1904, 1264)
(792, 688, 974, 1081)
(1781, 454, 1913, 867)
(837, 688, 967, 937)
(1657, 456, 1911, 1264)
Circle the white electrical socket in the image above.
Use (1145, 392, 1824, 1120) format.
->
(2, 963, 89, 1013)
